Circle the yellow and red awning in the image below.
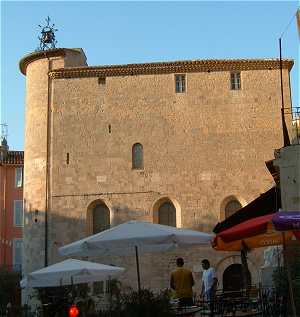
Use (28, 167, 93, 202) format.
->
(212, 213, 297, 251)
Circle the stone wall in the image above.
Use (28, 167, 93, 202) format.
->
(20, 49, 293, 301)
(274, 144, 300, 211)
(87, 246, 263, 294)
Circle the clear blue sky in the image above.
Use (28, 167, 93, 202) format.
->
(1, 1, 299, 150)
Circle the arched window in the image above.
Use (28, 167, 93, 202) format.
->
(132, 143, 143, 169)
(158, 201, 176, 227)
(225, 199, 242, 219)
(92, 203, 110, 234)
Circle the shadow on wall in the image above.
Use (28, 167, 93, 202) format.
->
(24, 202, 160, 274)
(88, 245, 222, 294)
(23, 207, 86, 271)
(112, 204, 152, 225)
(23, 205, 230, 294)
(191, 212, 219, 233)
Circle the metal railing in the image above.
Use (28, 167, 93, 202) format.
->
(0, 306, 42, 317)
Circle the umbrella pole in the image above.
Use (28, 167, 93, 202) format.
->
(241, 243, 251, 291)
(135, 246, 141, 294)
(108, 276, 113, 317)
(71, 276, 75, 303)
(282, 232, 297, 317)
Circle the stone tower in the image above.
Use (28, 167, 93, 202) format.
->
(19, 48, 87, 278)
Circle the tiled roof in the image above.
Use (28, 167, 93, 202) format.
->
(19, 48, 294, 78)
(49, 58, 294, 79)
(0, 151, 24, 165)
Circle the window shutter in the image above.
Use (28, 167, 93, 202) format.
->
(13, 239, 23, 270)
(15, 168, 23, 188)
(14, 200, 23, 226)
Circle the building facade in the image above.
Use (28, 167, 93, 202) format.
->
(19, 48, 294, 296)
(0, 138, 24, 272)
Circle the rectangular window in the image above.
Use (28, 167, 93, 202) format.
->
(13, 239, 23, 271)
(230, 72, 241, 90)
(98, 77, 106, 85)
(175, 74, 186, 93)
(15, 167, 23, 188)
(14, 200, 23, 227)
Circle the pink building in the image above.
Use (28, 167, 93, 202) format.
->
(0, 138, 23, 272)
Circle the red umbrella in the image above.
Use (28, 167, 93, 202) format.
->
(218, 214, 273, 242)
(213, 214, 295, 251)
(213, 211, 300, 317)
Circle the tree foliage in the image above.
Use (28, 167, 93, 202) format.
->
(0, 266, 21, 310)
(98, 288, 175, 317)
(272, 242, 300, 315)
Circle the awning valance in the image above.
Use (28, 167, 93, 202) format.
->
(214, 186, 281, 234)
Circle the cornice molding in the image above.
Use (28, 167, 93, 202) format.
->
(0, 151, 24, 165)
(19, 48, 73, 75)
(49, 59, 293, 79)
(19, 48, 67, 75)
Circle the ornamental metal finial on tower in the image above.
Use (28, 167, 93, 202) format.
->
(0, 124, 9, 160)
(0, 123, 8, 143)
(37, 16, 58, 51)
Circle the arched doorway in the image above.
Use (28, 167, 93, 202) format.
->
(158, 201, 176, 227)
(223, 264, 250, 291)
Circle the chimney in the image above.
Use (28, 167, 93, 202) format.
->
(0, 137, 9, 161)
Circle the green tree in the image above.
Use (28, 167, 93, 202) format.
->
(0, 266, 21, 310)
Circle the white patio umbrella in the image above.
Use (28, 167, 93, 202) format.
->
(20, 259, 125, 288)
(59, 221, 213, 291)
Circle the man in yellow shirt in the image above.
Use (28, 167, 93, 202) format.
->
(170, 257, 195, 307)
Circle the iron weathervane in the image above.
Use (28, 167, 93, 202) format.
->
(37, 16, 58, 51)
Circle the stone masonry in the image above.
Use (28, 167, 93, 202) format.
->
(19, 48, 293, 300)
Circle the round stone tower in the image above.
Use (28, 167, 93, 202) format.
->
(19, 48, 87, 303)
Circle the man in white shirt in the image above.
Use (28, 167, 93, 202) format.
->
(200, 259, 218, 301)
